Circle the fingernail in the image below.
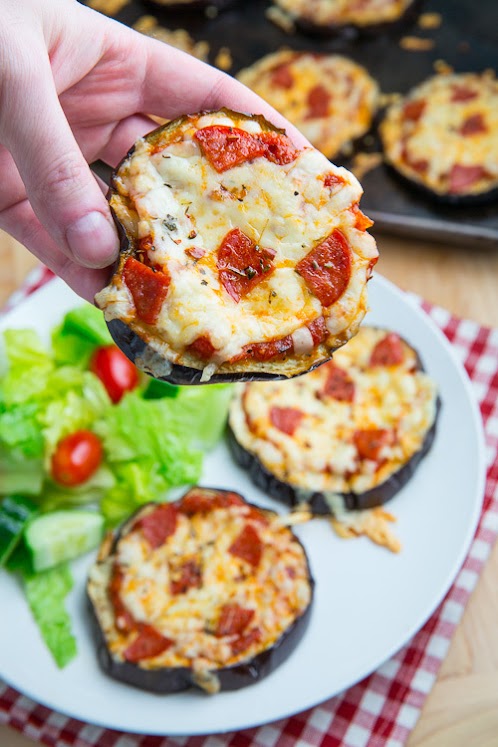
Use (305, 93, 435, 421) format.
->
(66, 212, 119, 268)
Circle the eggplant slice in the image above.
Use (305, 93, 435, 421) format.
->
(237, 52, 380, 160)
(380, 71, 498, 204)
(95, 108, 378, 385)
(87, 488, 314, 694)
(228, 326, 440, 514)
(270, 0, 421, 37)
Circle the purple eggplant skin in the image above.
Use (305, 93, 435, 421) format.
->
(282, 0, 422, 39)
(87, 493, 315, 694)
(106, 317, 333, 386)
(228, 347, 441, 515)
(228, 400, 440, 514)
(385, 164, 498, 207)
(89, 598, 314, 694)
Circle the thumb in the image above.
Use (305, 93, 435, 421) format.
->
(1, 53, 119, 269)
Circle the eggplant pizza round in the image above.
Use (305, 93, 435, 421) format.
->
(380, 71, 498, 202)
(237, 52, 380, 159)
(87, 488, 314, 694)
(228, 326, 440, 514)
(95, 109, 378, 384)
(271, 0, 419, 35)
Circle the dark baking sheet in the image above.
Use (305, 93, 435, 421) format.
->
(89, 0, 498, 247)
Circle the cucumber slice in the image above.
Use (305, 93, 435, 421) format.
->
(0, 495, 39, 566)
(25, 510, 104, 572)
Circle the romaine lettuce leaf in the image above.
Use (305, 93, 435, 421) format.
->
(100, 462, 176, 526)
(1, 310, 232, 530)
(23, 563, 77, 668)
(57, 304, 111, 345)
(1, 329, 54, 405)
(39, 370, 110, 460)
(0, 403, 44, 458)
(51, 303, 111, 368)
(172, 384, 234, 450)
(39, 466, 116, 512)
(95, 392, 203, 525)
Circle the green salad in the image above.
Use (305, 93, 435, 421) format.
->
(0, 303, 233, 667)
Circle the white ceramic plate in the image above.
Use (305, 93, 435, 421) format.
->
(0, 275, 485, 736)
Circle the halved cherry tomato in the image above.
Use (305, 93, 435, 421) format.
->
(51, 431, 103, 487)
(90, 345, 139, 404)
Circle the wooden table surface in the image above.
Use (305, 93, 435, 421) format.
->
(1, 229, 498, 747)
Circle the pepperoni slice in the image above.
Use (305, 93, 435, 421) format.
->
(402, 99, 426, 121)
(370, 332, 404, 366)
(123, 257, 170, 326)
(188, 335, 216, 360)
(296, 230, 352, 307)
(270, 406, 304, 436)
(194, 126, 266, 173)
(258, 131, 299, 165)
(323, 173, 346, 189)
(401, 145, 429, 174)
(233, 327, 312, 364)
(231, 627, 262, 656)
(227, 335, 293, 364)
(217, 228, 276, 303)
(460, 114, 487, 137)
(448, 164, 486, 194)
(137, 504, 178, 549)
(194, 126, 299, 172)
(170, 559, 202, 595)
(353, 428, 393, 461)
(406, 155, 429, 174)
(124, 623, 173, 663)
(308, 316, 328, 346)
(179, 489, 244, 515)
(249, 335, 293, 362)
(451, 85, 478, 103)
(322, 363, 355, 402)
(216, 604, 255, 637)
(229, 524, 263, 569)
(409, 157, 429, 174)
(110, 565, 135, 633)
(351, 204, 374, 231)
(306, 84, 331, 119)
(271, 63, 294, 89)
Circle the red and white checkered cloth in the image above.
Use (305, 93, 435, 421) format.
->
(1, 266, 498, 747)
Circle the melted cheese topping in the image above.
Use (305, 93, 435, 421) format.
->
(273, 0, 414, 27)
(88, 499, 311, 677)
(380, 72, 498, 196)
(229, 326, 438, 497)
(96, 111, 377, 377)
(238, 52, 379, 159)
(331, 507, 401, 553)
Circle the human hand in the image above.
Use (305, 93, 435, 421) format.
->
(0, 0, 308, 301)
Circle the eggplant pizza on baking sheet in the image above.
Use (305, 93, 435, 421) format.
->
(84, 0, 498, 247)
